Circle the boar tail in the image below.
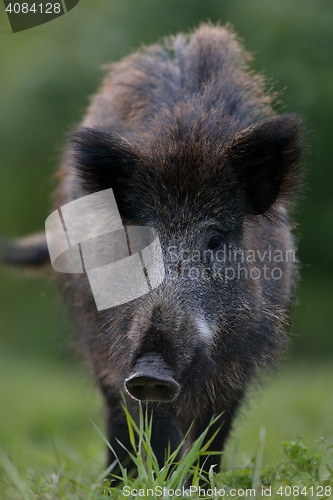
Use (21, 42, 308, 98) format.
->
(0, 232, 50, 267)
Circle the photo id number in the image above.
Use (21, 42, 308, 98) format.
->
(5, 3, 61, 14)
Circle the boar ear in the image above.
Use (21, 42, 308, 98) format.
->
(225, 114, 303, 215)
(70, 128, 137, 197)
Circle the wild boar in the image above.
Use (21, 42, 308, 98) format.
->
(1, 24, 303, 477)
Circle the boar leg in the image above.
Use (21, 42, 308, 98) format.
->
(190, 404, 240, 475)
(104, 395, 183, 479)
(148, 404, 184, 467)
(104, 394, 137, 479)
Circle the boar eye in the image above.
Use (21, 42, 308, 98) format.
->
(207, 234, 225, 251)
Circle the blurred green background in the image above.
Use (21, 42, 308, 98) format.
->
(0, 0, 332, 482)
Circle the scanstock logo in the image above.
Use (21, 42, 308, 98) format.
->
(45, 189, 165, 311)
(3, 0, 79, 33)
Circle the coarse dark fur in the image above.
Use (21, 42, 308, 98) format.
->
(1, 24, 303, 478)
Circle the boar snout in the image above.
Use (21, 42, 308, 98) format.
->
(125, 354, 180, 402)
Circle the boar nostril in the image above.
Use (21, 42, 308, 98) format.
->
(125, 375, 180, 402)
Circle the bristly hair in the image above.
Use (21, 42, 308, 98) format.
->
(68, 23, 304, 228)
(69, 113, 304, 228)
(222, 113, 304, 222)
(70, 127, 138, 196)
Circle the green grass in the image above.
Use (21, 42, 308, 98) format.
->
(0, 353, 332, 498)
